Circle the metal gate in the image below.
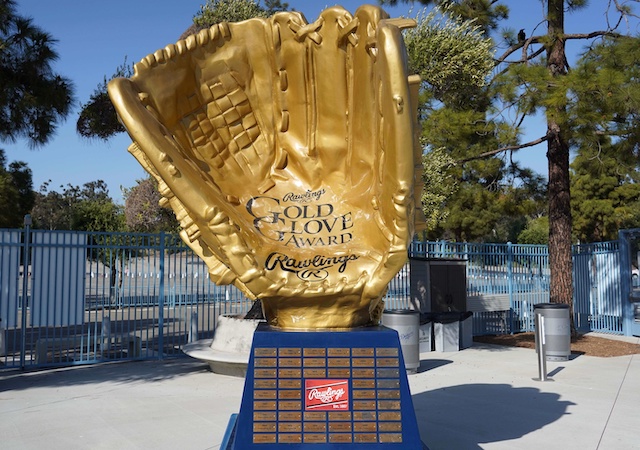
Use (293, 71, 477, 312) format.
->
(573, 241, 623, 334)
(409, 240, 627, 336)
(618, 229, 640, 337)
(0, 226, 251, 369)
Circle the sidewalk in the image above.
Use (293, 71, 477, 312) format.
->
(0, 338, 638, 450)
(411, 339, 640, 449)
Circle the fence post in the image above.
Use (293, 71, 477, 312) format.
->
(189, 310, 198, 343)
(101, 316, 111, 353)
(158, 232, 165, 359)
(20, 215, 32, 370)
(507, 242, 514, 333)
(618, 231, 632, 336)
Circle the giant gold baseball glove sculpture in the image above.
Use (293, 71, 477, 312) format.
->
(108, 5, 424, 329)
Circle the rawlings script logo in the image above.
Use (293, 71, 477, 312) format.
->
(305, 379, 349, 410)
(283, 189, 325, 203)
(265, 252, 359, 281)
(308, 386, 346, 404)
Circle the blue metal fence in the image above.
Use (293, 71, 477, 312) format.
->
(0, 228, 627, 369)
(0, 229, 251, 369)
(573, 241, 623, 334)
(405, 240, 623, 336)
(404, 241, 550, 334)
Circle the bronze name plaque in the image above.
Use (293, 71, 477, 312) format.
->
(279, 348, 302, 357)
(304, 433, 327, 443)
(250, 346, 404, 445)
(255, 348, 277, 357)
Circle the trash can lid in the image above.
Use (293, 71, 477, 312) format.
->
(431, 311, 469, 323)
(383, 309, 419, 315)
(533, 302, 570, 310)
(419, 313, 433, 324)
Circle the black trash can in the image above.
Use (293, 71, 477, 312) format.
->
(382, 310, 420, 372)
(534, 303, 571, 361)
(459, 311, 473, 349)
(419, 313, 433, 353)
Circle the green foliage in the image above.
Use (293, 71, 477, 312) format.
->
(568, 36, 640, 153)
(518, 216, 549, 245)
(193, 0, 269, 27)
(421, 147, 458, 231)
(379, 0, 509, 33)
(0, 149, 34, 227)
(570, 139, 640, 242)
(402, 4, 548, 243)
(74, 199, 124, 232)
(404, 6, 494, 108)
(0, 0, 75, 147)
(405, 0, 640, 249)
(440, 183, 503, 241)
(30, 180, 124, 231)
(491, 63, 550, 117)
(417, 82, 547, 243)
(263, 0, 289, 15)
(563, 35, 640, 242)
(76, 60, 132, 140)
(421, 107, 506, 161)
(436, 162, 547, 242)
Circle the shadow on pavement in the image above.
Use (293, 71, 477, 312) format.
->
(0, 358, 210, 393)
(413, 383, 575, 449)
(417, 358, 453, 373)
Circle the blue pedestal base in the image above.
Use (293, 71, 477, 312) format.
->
(223, 323, 427, 449)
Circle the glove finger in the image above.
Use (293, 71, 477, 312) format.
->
(309, 7, 352, 179)
(349, 5, 390, 192)
(369, 21, 419, 295)
(271, 9, 361, 186)
(271, 12, 316, 183)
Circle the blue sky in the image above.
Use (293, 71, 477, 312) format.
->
(3, 1, 634, 204)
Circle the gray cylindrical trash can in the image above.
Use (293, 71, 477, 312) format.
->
(534, 303, 571, 361)
(382, 310, 420, 372)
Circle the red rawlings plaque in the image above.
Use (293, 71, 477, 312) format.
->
(304, 379, 349, 411)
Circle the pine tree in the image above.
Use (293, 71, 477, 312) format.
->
(0, 0, 74, 147)
(384, 0, 640, 323)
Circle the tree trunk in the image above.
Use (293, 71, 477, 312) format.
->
(546, 1, 575, 324)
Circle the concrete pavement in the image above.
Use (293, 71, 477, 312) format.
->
(0, 335, 638, 449)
